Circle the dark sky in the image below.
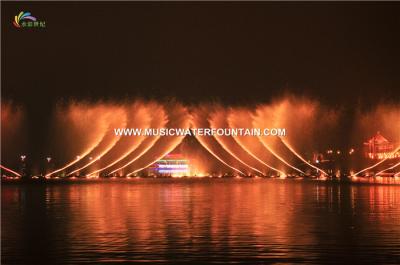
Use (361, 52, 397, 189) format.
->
(3, 2, 400, 105)
(2, 2, 400, 164)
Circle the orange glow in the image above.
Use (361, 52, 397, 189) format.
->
(67, 107, 127, 176)
(227, 109, 285, 175)
(210, 110, 265, 176)
(45, 103, 113, 177)
(231, 136, 285, 175)
(126, 135, 187, 176)
(213, 134, 265, 175)
(3, 97, 399, 179)
(354, 146, 400, 176)
(109, 104, 188, 176)
(126, 104, 191, 176)
(0, 165, 21, 177)
(376, 161, 400, 176)
(191, 106, 246, 176)
(108, 135, 162, 175)
(253, 103, 307, 175)
(86, 102, 163, 177)
(193, 133, 246, 176)
(281, 139, 328, 176)
(258, 137, 306, 175)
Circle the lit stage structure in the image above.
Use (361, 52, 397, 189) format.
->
(364, 132, 400, 160)
(148, 154, 190, 177)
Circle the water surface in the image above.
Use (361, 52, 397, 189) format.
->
(2, 179, 400, 264)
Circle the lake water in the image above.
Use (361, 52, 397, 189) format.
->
(2, 178, 400, 264)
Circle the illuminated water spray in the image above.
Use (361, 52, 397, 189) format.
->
(193, 134, 246, 176)
(4, 97, 399, 179)
(354, 146, 400, 176)
(66, 107, 127, 176)
(107, 106, 169, 176)
(253, 105, 307, 174)
(86, 102, 159, 177)
(258, 137, 306, 175)
(45, 104, 111, 178)
(254, 100, 332, 175)
(0, 165, 21, 177)
(108, 135, 163, 176)
(281, 138, 328, 176)
(192, 108, 246, 176)
(126, 104, 190, 176)
(227, 110, 285, 175)
(126, 135, 187, 176)
(210, 109, 265, 175)
(376, 161, 400, 176)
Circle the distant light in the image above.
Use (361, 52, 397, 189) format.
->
(158, 164, 189, 169)
(158, 169, 189, 174)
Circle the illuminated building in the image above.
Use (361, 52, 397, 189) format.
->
(364, 132, 400, 160)
(149, 154, 190, 177)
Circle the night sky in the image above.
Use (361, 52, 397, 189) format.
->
(2, 2, 400, 164)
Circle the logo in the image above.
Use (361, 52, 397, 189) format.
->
(13, 11, 46, 28)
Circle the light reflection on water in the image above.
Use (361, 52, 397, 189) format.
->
(2, 179, 400, 264)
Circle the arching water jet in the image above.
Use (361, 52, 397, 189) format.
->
(210, 108, 266, 176)
(86, 102, 155, 176)
(66, 106, 127, 176)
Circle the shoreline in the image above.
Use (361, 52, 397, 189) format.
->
(2, 175, 400, 186)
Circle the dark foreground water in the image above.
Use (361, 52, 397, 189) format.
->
(2, 179, 400, 264)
